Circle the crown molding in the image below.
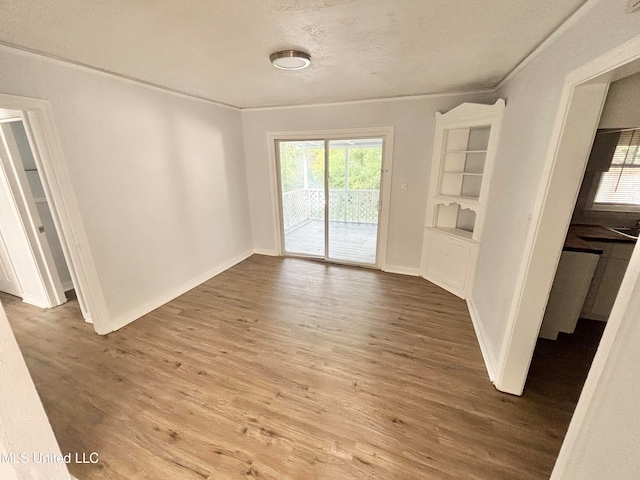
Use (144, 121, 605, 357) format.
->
(241, 88, 496, 112)
(0, 41, 241, 111)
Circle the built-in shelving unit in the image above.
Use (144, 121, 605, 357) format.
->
(421, 100, 505, 299)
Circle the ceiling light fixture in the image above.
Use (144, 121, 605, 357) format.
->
(270, 50, 311, 70)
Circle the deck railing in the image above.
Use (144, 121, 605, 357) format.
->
(283, 188, 379, 230)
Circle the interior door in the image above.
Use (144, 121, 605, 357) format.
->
(0, 121, 67, 306)
(0, 229, 22, 297)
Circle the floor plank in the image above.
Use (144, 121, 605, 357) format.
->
(2, 255, 599, 479)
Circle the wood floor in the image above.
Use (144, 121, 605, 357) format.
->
(3, 255, 597, 479)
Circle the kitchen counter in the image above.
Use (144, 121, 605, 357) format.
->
(564, 224, 637, 254)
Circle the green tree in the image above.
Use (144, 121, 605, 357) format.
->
(280, 143, 383, 192)
(346, 147, 382, 190)
(279, 143, 306, 192)
(306, 148, 324, 188)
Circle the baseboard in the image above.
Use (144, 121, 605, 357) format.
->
(422, 273, 465, 299)
(21, 294, 49, 309)
(62, 280, 74, 292)
(382, 265, 421, 276)
(253, 248, 278, 256)
(466, 297, 497, 383)
(106, 249, 254, 333)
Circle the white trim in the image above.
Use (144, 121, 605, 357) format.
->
(0, 93, 110, 333)
(253, 248, 278, 256)
(382, 265, 421, 276)
(266, 126, 395, 270)
(541, 58, 640, 480)
(0, 42, 239, 111)
(21, 294, 49, 309)
(496, 33, 640, 396)
(378, 130, 395, 271)
(243, 89, 496, 112)
(497, 83, 610, 395)
(107, 249, 254, 333)
(266, 134, 285, 257)
(551, 237, 640, 479)
(467, 297, 496, 382)
(495, 0, 602, 91)
(21, 108, 96, 321)
(422, 271, 466, 300)
(0, 122, 67, 307)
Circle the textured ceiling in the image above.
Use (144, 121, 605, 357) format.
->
(0, 0, 587, 108)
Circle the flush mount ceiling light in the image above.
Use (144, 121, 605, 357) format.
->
(270, 50, 311, 70)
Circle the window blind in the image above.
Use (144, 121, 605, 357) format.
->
(594, 129, 640, 206)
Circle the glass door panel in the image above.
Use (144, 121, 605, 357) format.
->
(278, 140, 325, 257)
(327, 138, 383, 265)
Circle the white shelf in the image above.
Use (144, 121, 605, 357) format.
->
(444, 149, 487, 154)
(427, 226, 477, 241)
(442, 172, 483, 176)
(435, 194, 480, 206)
(442, 151, 486, 178)
(422, 100, 505, 299)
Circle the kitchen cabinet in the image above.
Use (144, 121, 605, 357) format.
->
(581, 241, 635, 321)
(422, 227, 476, 297)
(539, 251, 600, 340)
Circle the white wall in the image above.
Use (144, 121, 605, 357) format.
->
(0, 46, 253, 331)
(471, 0, 640, 361)
(242, 92, 495, 270)
(599, 70, 640, 128)
(0, 302, 71, 479)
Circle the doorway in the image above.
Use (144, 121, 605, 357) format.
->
(495, 41, 640, 395)
(0, 110, 73, 307)
(277, 137, 383, 266)
(269, 127, 394, 269)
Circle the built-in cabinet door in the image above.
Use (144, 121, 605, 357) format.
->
(423, 229, 473, 298)
(448, 239, 472, 291)
(425, 232, 450, 280)
(581, 241, 635, 321)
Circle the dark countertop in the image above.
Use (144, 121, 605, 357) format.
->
(564, 224, 637, 254)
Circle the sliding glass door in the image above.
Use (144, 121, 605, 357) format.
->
(277, 137, 383, 266)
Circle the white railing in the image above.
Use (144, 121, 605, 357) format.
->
(282, 189, 309, 229)
(283, 188, 379, 230)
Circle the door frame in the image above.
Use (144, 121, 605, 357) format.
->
(490, 34, 640, 475)
(267, 127, 394, 270)
(0, 93, 109, 333)
(0, 119, 67, 307)
(494, 36, 640, 391)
